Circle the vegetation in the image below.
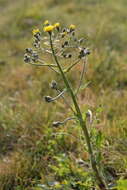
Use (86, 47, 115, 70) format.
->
(0, 0, 127, 189)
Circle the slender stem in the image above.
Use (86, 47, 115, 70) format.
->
(38, 59, 57, 67)
(64, 59, 80, 73)
(49, 33, 108, 190)
(27, 61, 60, 74)
(38, 59, 59, 73)
(62, 116, 76, 124)
(56, 89, 76, 114)
(75, 59, 86, 95)
(51, 89, 66, 101)
(27, 62, 57, 67)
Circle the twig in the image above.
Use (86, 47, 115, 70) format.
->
(75, 58, 87, 95)
(64, 59, 80, 73)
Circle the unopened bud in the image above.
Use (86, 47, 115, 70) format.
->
(50, 80, 57, 90)
(24, 54, 31, 63)
(86, 109, 92, 124)
(67, 54, 72, 58)
(62, 28, 66, 32)
(44, 96, 52, 103)
(64, 41, 69, 46)
(32, 52, 39, 62)
(52, 121, 61, 127)
(78, 38, 84, 44)
(25, 48, 33, 54)
(79, 48, 90, 58)
(33, 43, 38, 48)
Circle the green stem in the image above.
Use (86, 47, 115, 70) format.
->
(49, 33, 108, 190)
(64, 59, 80, 73)
(27, 61, 60, 74)
(75, 59, 86, 95)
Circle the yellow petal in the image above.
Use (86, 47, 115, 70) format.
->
(43, 25, 54, 32)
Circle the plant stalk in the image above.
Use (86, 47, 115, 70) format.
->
(49, 33, 108, 190)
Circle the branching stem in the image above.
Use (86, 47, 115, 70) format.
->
(75, 59, 87, 95)
(49, 33, 108, 190)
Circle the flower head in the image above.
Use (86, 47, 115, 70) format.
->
(69, 24, 76, 31)
(32, 28, 40, 35)
(43, 25, 54, 33)
(54, 22, 60, 28)
(44, 20, 49, 25)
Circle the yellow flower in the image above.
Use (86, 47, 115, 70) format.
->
(43, 25, 54, 32)
(54, 22, 60, 28)
(44, 20, 49, 25)
(69, 24, 76, 30)
(32, 28, 40, 35)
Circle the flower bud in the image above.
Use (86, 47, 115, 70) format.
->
(44, 96, 52, 103)
(62, 28, 66, 32)
(25, 48, 33, 54)
(52, 121, 61, 127)
(50, 80, 57, 90)
(86, 109, 92, 123)
(24, 54, 31, 63)
(78, 38, 84, 44)
(79, 48, 90, 58)
(32, 52, 39, 62)
(67, 54, 72, 58)
(33, 43, 38, 48)
(64, 41, 69, 46)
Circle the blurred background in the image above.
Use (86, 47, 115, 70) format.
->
(0, 0, 127, 189)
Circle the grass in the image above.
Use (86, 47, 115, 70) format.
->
(0, 0, 127, 189)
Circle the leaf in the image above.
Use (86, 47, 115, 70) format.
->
(96, 131, 103, 148)
(117, 179, 127, 190)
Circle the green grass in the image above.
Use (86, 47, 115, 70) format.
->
(0, 0, 127, 189)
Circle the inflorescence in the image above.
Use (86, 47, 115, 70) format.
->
(24, 20, 90, 65)
(24, 20, 90, 126)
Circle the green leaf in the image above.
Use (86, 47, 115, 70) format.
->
(96, 131, 103, 148)
(117, 179, 127, 190)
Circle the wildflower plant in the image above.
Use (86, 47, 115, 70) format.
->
(24, 20, 108, 190)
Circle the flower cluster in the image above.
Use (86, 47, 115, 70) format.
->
(24, 20, 90, 67)
(24, 48, 39, 63)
